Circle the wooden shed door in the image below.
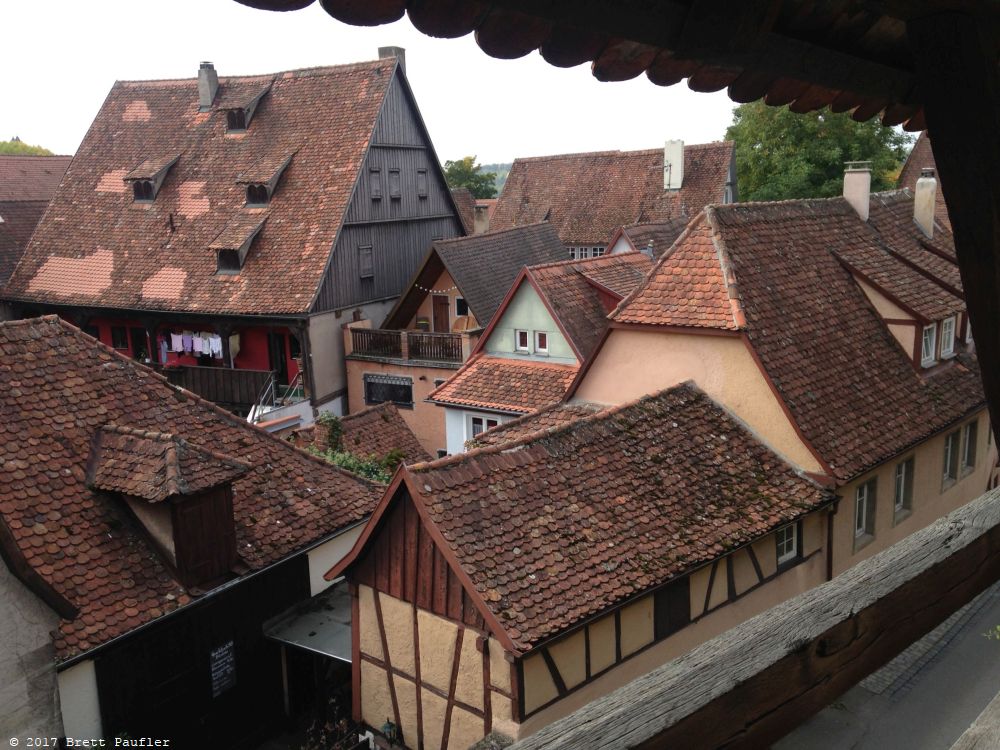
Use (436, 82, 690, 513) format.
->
(432, 295, 450, 332)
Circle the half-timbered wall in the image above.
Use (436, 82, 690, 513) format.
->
(313, 72, 464, 313)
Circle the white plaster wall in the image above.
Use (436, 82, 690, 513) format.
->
(609, 235, 634, 255)
(57, 660, 102, 740)
(307, 524, 365, 596)
(445, 407, 466, 455)
(0, 562, 62, 737)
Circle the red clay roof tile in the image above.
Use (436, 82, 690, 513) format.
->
(428, 355, 579, 414)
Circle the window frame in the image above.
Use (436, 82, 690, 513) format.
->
(455, 297, 469, 317)
(358, 245, 374, 279)
(775, 523, 800, 567)
(921, 322, 938, 366)
(370, 168, 382, 200)
(132, 180, 155, 202)
(855, 478, 877, 543)
(962, 420, 978, 474)
(893, 456, 915, 520)
(388, 168, 402, 199)
(943, 429, 961, 487)
(111, 326, 129, 350)
(416, 168, 428, 198)
(534, 331, 549, 354)
(940, 316, 956, 358)
(362, 373, 413, 408)
(515, 329, 530, 352)
(468, 414, 500, 439)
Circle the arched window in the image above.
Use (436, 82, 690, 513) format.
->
(246, 184, 269, 206)
(132, 180, 154, 201)
(227, 109, 247, 131)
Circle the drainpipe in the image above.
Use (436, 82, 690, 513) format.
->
(826, 499, 840, 581)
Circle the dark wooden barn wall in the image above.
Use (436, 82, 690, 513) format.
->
(314, 73, 464, 312)
(93, 555, 310, 747)
(354, 490, 487, 631)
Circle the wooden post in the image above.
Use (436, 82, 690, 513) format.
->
(908, 11, 1000, 444)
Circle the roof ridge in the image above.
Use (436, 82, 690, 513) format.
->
(528, 250, 644, 273)
(510, 141, 733, 164)
(340, 400, 395, 425)
(42, 317, 385, 490)
(704, 206, 747, 329)
(476, 354, 578, 371)
(433, 221, 553, 245)
(114, 59, 389, 87)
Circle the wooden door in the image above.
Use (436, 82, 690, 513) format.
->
(432, 295, 450, 332)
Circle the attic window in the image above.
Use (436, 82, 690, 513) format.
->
(217, 249, 241, 274)
(226, 109, 247, 132)
(941, 316, 956, 358)
(133, 180, 155, 201)
(246, 184, 269, 206)
(921, 323, 937, 367)
(210, 215, 267, 275)
(125, 154, 180, 203)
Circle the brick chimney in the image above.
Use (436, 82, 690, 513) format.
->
(379, 46, 406, 75)
(843, 161, 871, 221)
(198, 61, 219, 110)
(914, 167, 937, 238)
(663, 140, 684, 191)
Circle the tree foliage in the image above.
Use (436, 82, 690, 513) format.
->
(0, 138, 54, 156)
(443, 156, 497, 199)
(725, 102, 912, 202)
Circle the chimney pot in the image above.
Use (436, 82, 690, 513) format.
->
(843, 161, 871, 221)
(914, 167, 937, 238)
(198, 61, 219, 110)
(379, 46, 406, 74)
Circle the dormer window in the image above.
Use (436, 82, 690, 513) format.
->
(246, 184, 269, 206)
(124, 154, 180, 203)
(941, 316, 956, 358)
(219, 82, 270, 133)
(921, 323, 937, 367)
(211, 215, 267, 275)
(226, 109, 247, 132)
(237, 152, 293, 207)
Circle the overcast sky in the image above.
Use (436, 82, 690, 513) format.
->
(3, 1, 736, 164)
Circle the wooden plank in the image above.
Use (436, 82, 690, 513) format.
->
(433, 546, 449, 615)
(908, 11, 1000, 447)
(441, 626, 466, 750)
(403, 496, 419, 603)
(508, 489, 1000, 750)
(540, 648, 568, 697)
(447, 566, 465, 622)
(416, 521, 435, 610)
(388, 502, 404, 600)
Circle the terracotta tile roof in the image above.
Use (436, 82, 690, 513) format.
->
(435, 222, 567, 326)
(868, 191, 962, 294)
(87, 425, 250, 503)
(339, 403, 432, 464)
(616, 199, 984, 480)
(236, 151, 294, 185)
(491, 142, 735, 245)
(428, 354, 579, 414)
(619, 218, 690, 258)
(0, 200, 47, 285)
(407, 383, 831, 651)
(124, 154, 180, 181)
(466, 401, 603, 449)
(0, 155, 72, 202)
(0, 316, 381, 661)
(208, 213, 268, 250)
(3, 62, 396, 315)
(528, 252, 653, 358)
(613, 214, 744, 330)
(450, 188, 475, 234)
(898, 132, 951, 231)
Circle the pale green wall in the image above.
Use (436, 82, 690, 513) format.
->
(483, 282, 576, 364)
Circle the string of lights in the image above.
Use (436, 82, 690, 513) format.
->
(413, 283, 458, 293)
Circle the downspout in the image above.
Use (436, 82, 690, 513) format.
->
(826, 498, 840, 581)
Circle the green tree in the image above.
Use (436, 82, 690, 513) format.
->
(0, 138, 54, 156)
(725, 102, 911, 201)
(443, 156, 497, 199)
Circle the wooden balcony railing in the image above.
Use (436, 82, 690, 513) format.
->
(162, 365, 275, 408)
(350, 328, 464, 363)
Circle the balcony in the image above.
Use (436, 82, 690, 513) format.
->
(161, 364, 275, 413)
(348, 327, 470, 365)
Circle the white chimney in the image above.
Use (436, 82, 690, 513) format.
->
(379, 46, 406, 75)
(843, 161, 871, 221)
(664, 140, 684, 191)
(198, 61, 219, 110)
(914, 168, 937, 238)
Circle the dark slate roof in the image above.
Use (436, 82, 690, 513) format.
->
(619, 218, 690, 258)
(0, 316, 381, 661)
(0, 155, 72, 202)
(614, 198, 984, 481)
(385, 222, 566, 329)
(490, 142, 735, 245)
(406, 383, 830, 651)
(3, 61, 397, 315)
(528, 252, 653, 359)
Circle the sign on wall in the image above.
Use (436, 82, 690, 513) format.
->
(210, 640, 237, 698)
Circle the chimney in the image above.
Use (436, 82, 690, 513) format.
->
(641, 240, 655, 259)
(914, 167, 937, 238)
(663, 140, 684, 191)
(198, 61, 219, 110)
(843, 161, 871, 221)
(379, 46, 406, 75)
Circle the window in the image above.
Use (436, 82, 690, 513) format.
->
(653, 577, 690, 641)
(370, 168, 382, 200)
(593, 246, 606, 257)
(941, 316, 956, 357)
(226, 109, 247, 132)
(855, 479, 876, 539)
(535, 331, 548, 353)
(388, 169, 401, 199)
(921, 323, 938, 366)
(358, 245, 374, 279)
(363, 374, 413, 408)
(469, 414, 500, 438)
(943, 429, 960, 485)
(111, 326, 128, 350)
(132, 180, 154, 202)
(217, 249, 241, 274)
(455, 297, 469, 317)
(775, 524, 799, 565)
(962, 420, 978, 473)
(894, 457, 914, 515)
(416, 169, 428, 198)
(515, 329, 529, 352)
(245, 184, 269, 206)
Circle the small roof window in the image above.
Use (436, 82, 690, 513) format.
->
(218, 82, 271, 133)
(210, 214, 267, 274)
(124, 154, 180, 203)
(237, 152, 294, 207)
